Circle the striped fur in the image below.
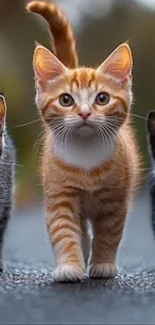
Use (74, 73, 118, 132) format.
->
(32, 38, 141, 281)
(27, 0, 78, 68)
(0, 96, 15, 272)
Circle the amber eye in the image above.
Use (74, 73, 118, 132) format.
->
(59, 93, 74, 107)
(95, 92, 110, 105)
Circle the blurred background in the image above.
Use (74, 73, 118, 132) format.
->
(0, 0, 154, 207)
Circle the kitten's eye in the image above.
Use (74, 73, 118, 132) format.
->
(95, 92, 110, 105)
(59, 94, 74, 107)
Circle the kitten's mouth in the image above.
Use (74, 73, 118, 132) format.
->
(74, 122, 95, 137)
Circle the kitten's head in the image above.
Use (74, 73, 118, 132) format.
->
(33, 43, 133, 142)
(147, 111, 155, 160)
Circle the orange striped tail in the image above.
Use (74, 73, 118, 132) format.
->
(27, 1, 78, 69)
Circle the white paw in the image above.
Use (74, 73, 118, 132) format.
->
(89, 263, 117, 279)
(52, 265, 85, 282)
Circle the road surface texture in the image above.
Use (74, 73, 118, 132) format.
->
(1, 185, 155, 324)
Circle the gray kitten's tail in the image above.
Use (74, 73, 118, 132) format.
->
(147, 111, 155, 235)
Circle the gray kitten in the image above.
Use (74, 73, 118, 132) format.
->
(147, 111, 155, 236)
(0, 95, 15, 271)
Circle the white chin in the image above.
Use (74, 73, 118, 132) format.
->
(75, 125, 95, 138)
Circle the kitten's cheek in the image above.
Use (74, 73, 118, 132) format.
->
(74, 125, 95, 138)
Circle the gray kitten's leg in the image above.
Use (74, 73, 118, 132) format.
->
(0, 206, 11, 272)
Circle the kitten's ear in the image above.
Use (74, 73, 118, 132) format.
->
(33, 45, 67, 90)
(147, 111, 155, 136)
(97, 43, 133, 86)
(0, 96, 6, 122)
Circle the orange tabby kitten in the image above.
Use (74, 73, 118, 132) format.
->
(27, 1, 140, 282)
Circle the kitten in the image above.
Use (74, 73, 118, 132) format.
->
(28, 1, 141, 282)
(147, 111, 155, 235)
(0, 95, 15, 272)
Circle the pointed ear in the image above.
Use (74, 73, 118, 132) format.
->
(97, 43, 133, 86)
(147, 111, 155, 136)
(0, 96, 6, 122)
(33, 45, 67, 90)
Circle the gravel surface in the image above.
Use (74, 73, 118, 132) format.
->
(1, 268, 155, 291)
(1, 186, 155, 324)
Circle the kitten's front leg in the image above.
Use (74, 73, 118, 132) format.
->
(46, 189, 85, 282)
(0, 206, 11, 272)
(0, 236, 3, 272)
(89, 207, 126, 278)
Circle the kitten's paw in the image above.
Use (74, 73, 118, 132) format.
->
(52, 265, 85, 282)
(89, 262, 117, 279)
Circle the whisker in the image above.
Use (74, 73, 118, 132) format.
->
(99, 123, 119, 148)
(13, 118, 42, 128)
(31, 130, 45, 160)
(64, 125, 73, 149)
(131, 113, 148, 121)
(98, 125, 109, 147)
(0, 170, 13, 180)
(0, 179, 7, 191)
(105, 121, 120, 133)
(105, 123, 120, 140)
(33, 127, 53, 159)
(59, 126, 70, 146)
(99, 127, 107, 146)
(0, 162, 23, 167)
(103, 125, 115, 146)
(52, 125, 67, 142)
(106, 117, 122, 126)
(52, 124, 66, 133)
(106, 113, 148, 122)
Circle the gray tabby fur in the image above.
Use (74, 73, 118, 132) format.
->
(0, 96, 15, 271)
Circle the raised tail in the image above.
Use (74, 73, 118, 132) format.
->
(27, 1, 78, 68)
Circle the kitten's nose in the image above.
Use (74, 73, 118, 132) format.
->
(78, 112, 91, 120)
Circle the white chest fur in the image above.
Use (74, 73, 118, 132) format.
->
(53, 135, 114, 170)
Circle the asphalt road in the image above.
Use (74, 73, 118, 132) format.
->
(1, 185, 155, 324)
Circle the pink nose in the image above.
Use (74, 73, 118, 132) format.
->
(78, 112, 91, 120)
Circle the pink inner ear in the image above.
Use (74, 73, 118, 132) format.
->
(98, 44, 133, 84)
(105, 61, 131, 80)
(36, 70, 53, 91)
(33, 46, 67, 91)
